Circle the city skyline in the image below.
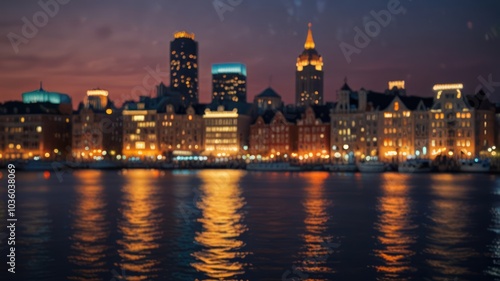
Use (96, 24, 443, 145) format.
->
(1, 1, 499, 107)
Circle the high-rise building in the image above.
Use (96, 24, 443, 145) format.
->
(212, 63, 247, 103)
(170, 31, 198, 106)
(296, 23, 324, 107)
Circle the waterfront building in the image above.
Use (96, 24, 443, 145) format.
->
(203, 103, 252, 156)
(72, 89, 122, 161)
(378, 93, 433, 163)
(465, 90, 496, 157)
(296, 23, 324, 107)
(170, 31, 198, 106)
(249, 110, 297, 157)
(253, 87, 283, 115)
(297, 105, 330, 161)
(330, 81, 366, 162)
(122, 97, 162, 160)
(158, 103, 205, 158)
(330, 81, 433, 163)
(429, 83, 475, 158)
(0, 100, 72, 161)
(212, 63, 247, 103)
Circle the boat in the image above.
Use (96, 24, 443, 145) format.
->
(459, 158, 490, 173)
(324, 163, 358, 172)
(357, 161, 386, 173)
(246, 162, 302, 172)
(398, 159, 432, 173)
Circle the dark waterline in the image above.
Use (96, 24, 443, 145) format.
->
(0, 170, 499, 280)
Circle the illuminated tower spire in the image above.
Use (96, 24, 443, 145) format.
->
(296, 23, 324, 107)
(304, 23, 315, 50)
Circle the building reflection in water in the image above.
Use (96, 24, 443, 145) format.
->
(425, 174, 476, 281)
(117, 170, 163, 281)
(68, 170, 109, 281)
(486, 178, 500, 278)
(374, 173, 416, 280)
(19, 177, 53, 279)
(191, 170, 249, 280)
(295, 172, 335, 280)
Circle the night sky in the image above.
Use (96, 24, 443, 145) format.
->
(1, 0, 499, 107)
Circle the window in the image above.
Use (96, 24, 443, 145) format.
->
(133, 115, 145, 122)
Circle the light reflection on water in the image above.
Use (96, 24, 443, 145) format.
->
(68, 170, 108, 281)
(191, 169, 250, 280)
(4, 171, 499, 280)
(425, 174, 478, 281)
(116, 170, 163, 281)
(18, 173, 54, 280)
(374, 173, 417, 280)
(294, 172, 335, 280)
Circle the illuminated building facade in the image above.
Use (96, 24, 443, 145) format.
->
(72, 89, 122, 161)
(296, 23, 324, 107)
(467, 90, 497, 156)
(122, 102, 159, 160)
(249, 110, 297, 157)
(0, 101, 72, 160)
(430, 84, 475, 158)
(253, 87, 283, 115)
(212, 63, 247, 103)
(297, 106, 330, 161)
(170, 31, 198, 106)
(331, 83, 366, 162)
(84, 88, 109, 110)
(331, 81, 433, 162)
(203, 105, 251, 156)
(158, 104, 204, 157)
(22, 83, 72, 105)
(379, 96, 431, 162)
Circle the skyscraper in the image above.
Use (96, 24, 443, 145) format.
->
(170, 31, 198, 106)
(296, 23, 324, 107)
(211, 63, 247, 103)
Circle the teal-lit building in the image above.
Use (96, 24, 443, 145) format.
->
(22, 84, 72, 105)
(212, 63, 247, 103)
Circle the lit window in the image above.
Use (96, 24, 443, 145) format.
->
(36, 126, 42, 133)
(135, 142, 146, 149)
(133, 115, 145, 122)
